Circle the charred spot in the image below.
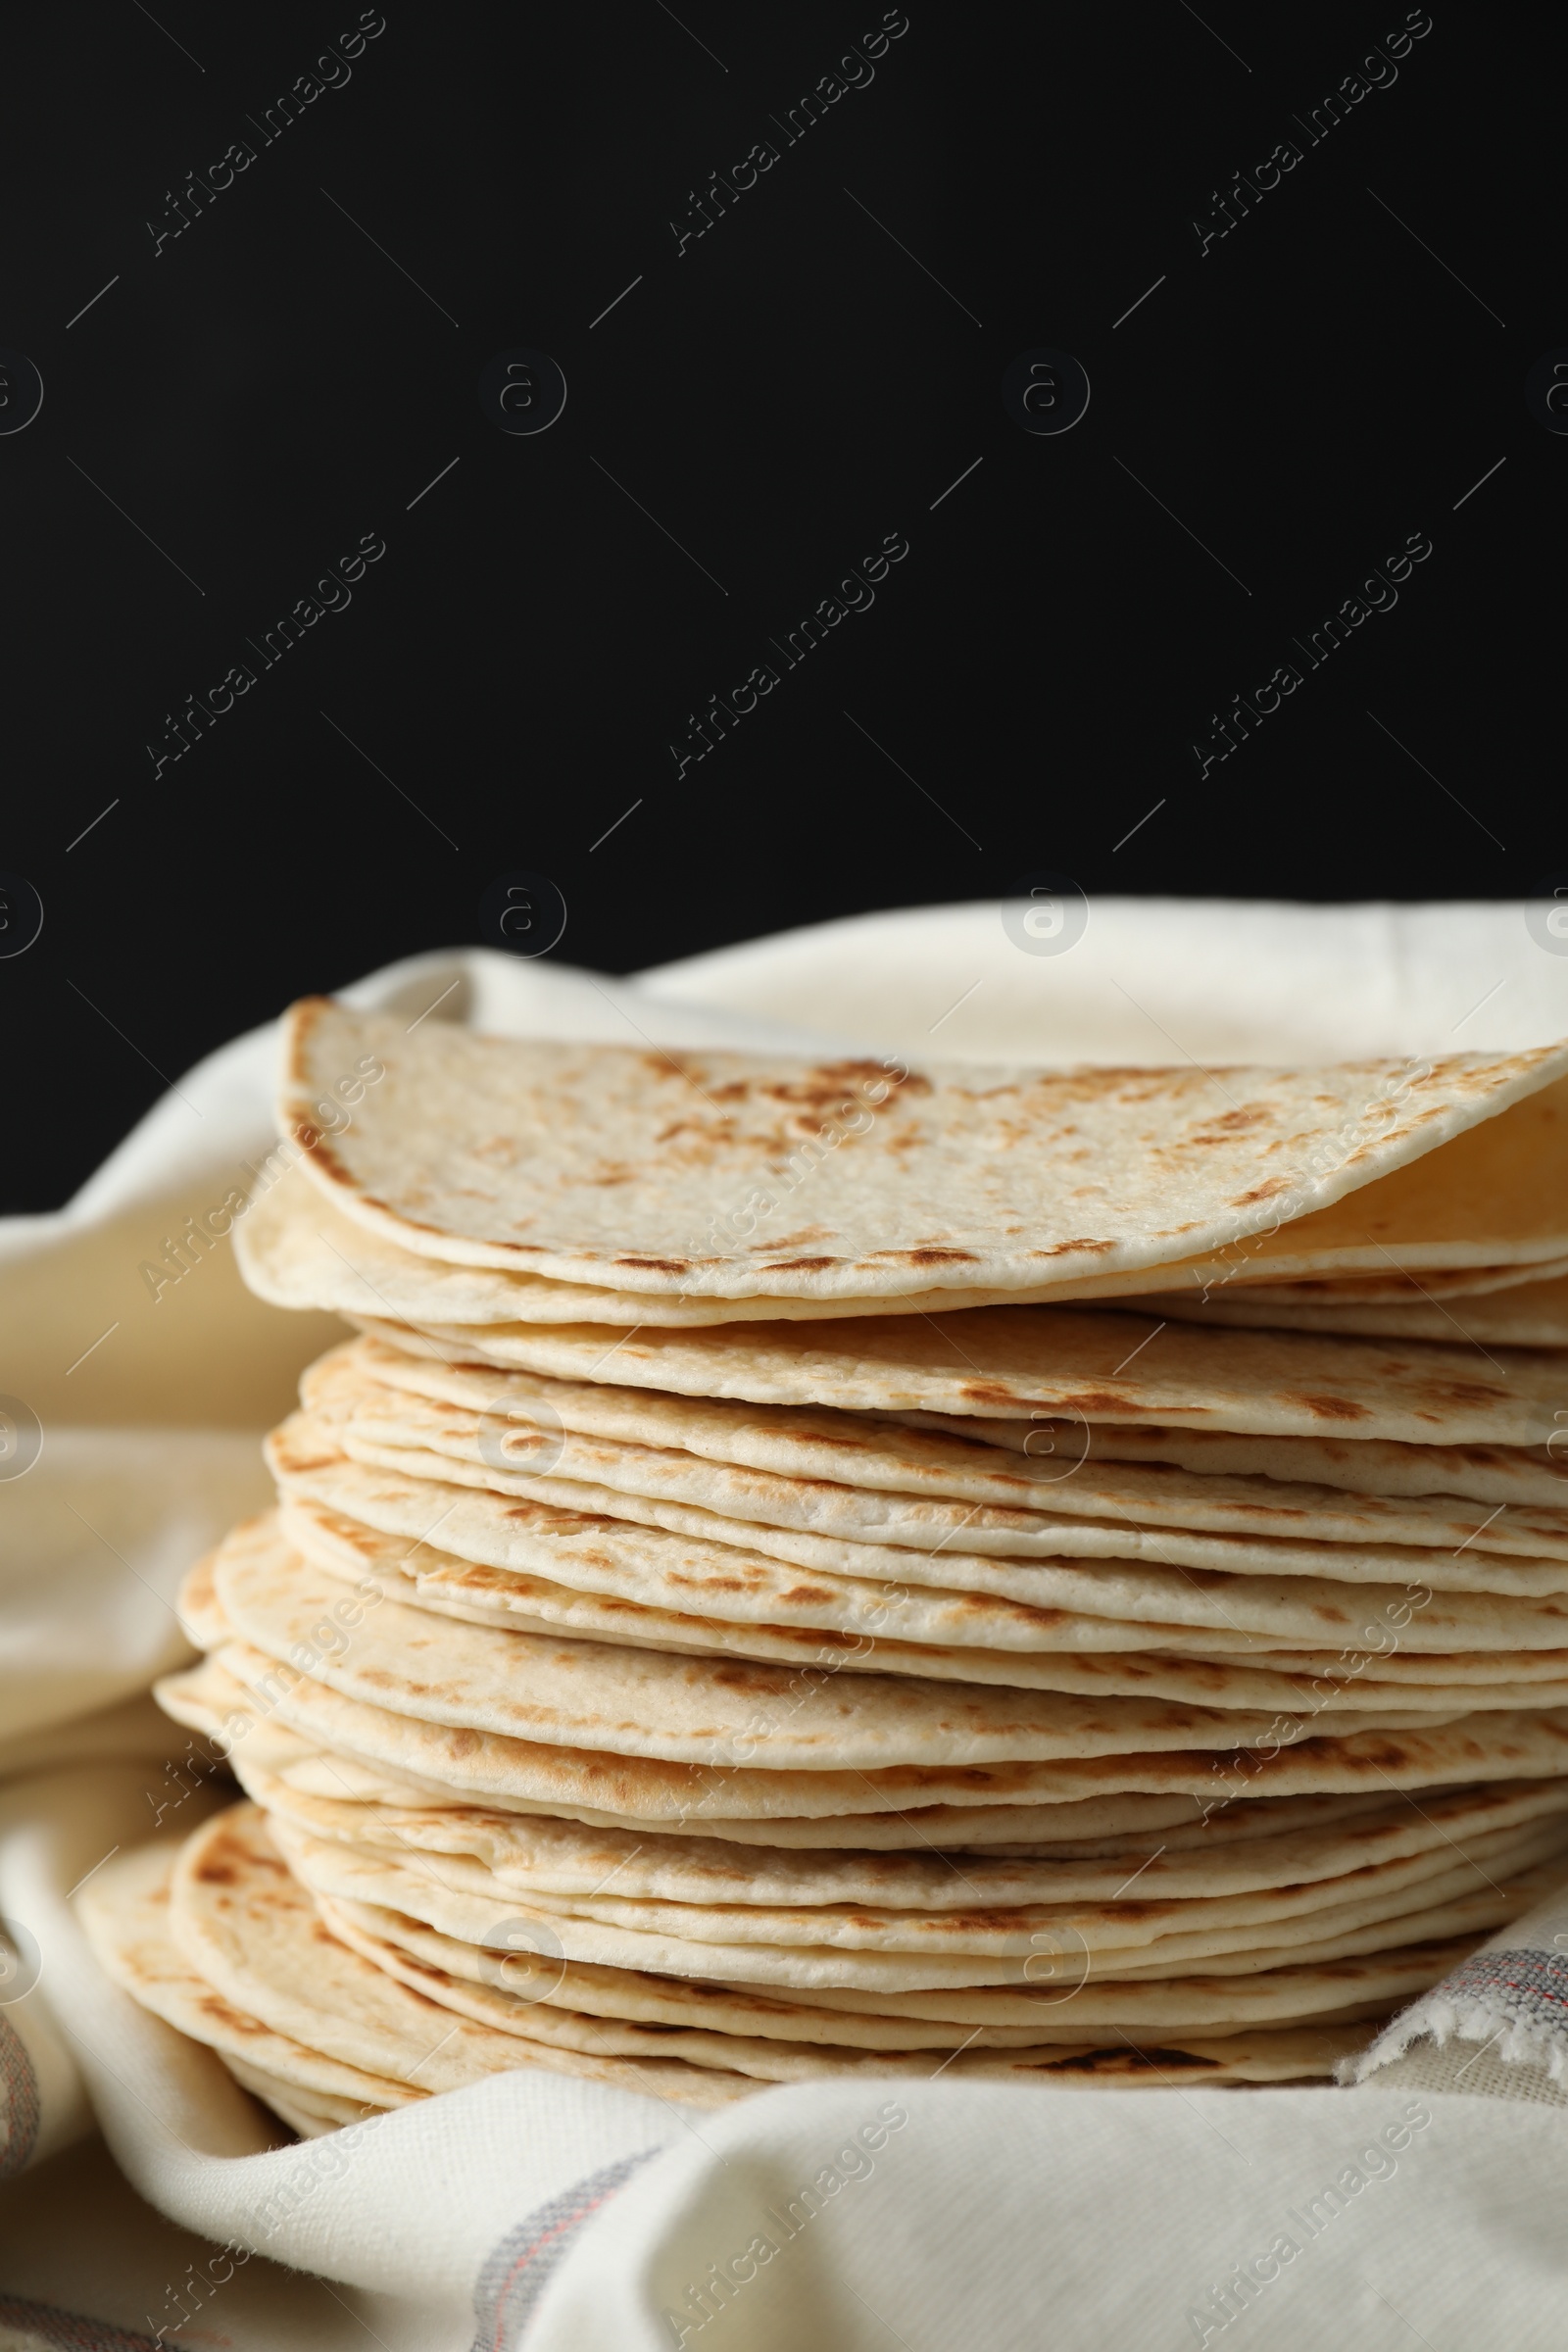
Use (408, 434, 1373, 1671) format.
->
(290, 1125, 352, 1176)
(196, 1992, 266, 2035)
(194, 1861, 238, 1885)
(612, 1257, 693, 1274)
(763, 1060, 926, 1113)
(1281, 1393, 1372, 1422)
(1081, 2046, 1215, 2073)
(1053, 1390, 1150, 1415)
(655, 1119, 736, 1148)
(956, 1593, 1068, 1630)
(1197, 1108, 1273, 1134)
(1025, 1238, 1119, 1258)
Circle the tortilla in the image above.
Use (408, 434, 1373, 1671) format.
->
(273, 1811, 1568, 1989)
(268, 1498, 1568, 1714)
(316, 1901, 1384, 2082)
(238, 1161, 1073, 1328)
(338, 1440, 1568, 1610)
(212, 1516, 1467, 1769)
(239, 1769, 1568, 1912)
(1152, 1273, 1568, 1350)
(222, 2054, 393, 2135)
(1216, 1260, 1568, 1303)
(152, 1803, 1378, 2089)
(348, 1305, 1568, 1448)
(281, 999, 1568, 1300)
(238, 1156, 1568, 1335)
(338, 1332, 1568, 1561)
(75, 1838, 423, 2111)
(270, 1478, 1320, 1658)
(174, 1654, 1494, 1856)
(325, 1893, 1469, 2041)
(129, 1010, 1568, 2106)
(912, 1414, 1568, 1512)
(177, 1548, 231, 1650)
(205, 1628, 1568, 1827)
(274, 1404, 1568, 1606)
(269, 1812, 1565, 1959)
(270, 1467, 1568, 1655)
(267, 1440, 1568, 1658)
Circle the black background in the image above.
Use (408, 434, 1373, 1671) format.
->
(2, 0, 1558, 1209)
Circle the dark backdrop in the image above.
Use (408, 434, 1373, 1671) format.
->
(2, 0, 1558, 1208)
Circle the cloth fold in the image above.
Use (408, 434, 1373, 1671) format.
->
(1348, 1888, 1568, 2103)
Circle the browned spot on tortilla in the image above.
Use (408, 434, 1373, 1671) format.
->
(1200, 1108, 1273, 1133)
(195, 1990, 270, 2037)
(1061, 2047, 1218, 2074)
(1051, 1390, 1148, 1416)
(1282, 1393, 1372, 1422)
(1024, 1238, 1120, 1259)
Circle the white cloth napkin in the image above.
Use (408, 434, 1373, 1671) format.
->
(5, 900, 1568, 2352)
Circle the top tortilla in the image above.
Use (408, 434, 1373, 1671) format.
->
(279, 1000, 1568, 1301)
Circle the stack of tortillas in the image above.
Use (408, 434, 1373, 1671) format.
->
(78, 1001, 1568, 2125)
